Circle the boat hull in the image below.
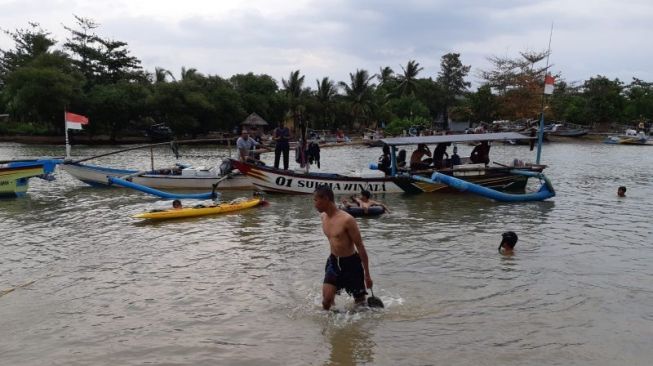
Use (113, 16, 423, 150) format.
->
(62, 163, 253, 190)
(603, 136, 651, 145)
(133, 197, 264, 220)
(0, 165, 45, 197)
(231, 159, 542, 195)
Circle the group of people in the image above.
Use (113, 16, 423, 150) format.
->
(235, 122, 292, 170)
(378, 140, 488, 174)
(409, 141, 489, 170)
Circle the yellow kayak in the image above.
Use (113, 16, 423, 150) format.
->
(133, 196, 264, 220)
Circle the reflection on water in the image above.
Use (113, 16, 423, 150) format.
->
(2, 141, 653, 365)
(324, 318, 376, 366)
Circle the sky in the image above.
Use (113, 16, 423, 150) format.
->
(1, 0, 652, 89)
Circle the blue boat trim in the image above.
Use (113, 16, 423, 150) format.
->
(107, 176, 219, 200)
(411, 170, 555, 202)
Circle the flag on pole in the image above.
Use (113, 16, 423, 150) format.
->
(65, 111, 89, 130)
(544, 74, 555, 95)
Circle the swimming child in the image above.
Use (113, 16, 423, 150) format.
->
(617, 186, 626, 197)
(498, 231, 518, 255)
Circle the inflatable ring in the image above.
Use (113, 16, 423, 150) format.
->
(343, 206, 385, 217)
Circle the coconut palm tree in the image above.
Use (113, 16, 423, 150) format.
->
(377, 66, 395, 86)
(282, 70, 306, 130)
(339, 69, 376, 129)
(154, 67, 175, 83)
(180, 66, 201, 81)
(397, 60, 423, 97)
(315, 77, 338, 128)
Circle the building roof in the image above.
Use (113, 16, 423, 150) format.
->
(240, 112, 269, 126)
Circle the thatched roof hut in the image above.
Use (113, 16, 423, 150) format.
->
(240, 112, 269, 128)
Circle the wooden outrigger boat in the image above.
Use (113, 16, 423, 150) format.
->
(61, 139, 254, 190)
(0, 159, 61, 198)
(232, 132, 554, 200)
(62, 161, 252, 190)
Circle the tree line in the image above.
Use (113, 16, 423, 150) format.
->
(1, 18, 651, 140)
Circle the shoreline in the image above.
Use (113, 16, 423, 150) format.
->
(0, 131, 619, 146)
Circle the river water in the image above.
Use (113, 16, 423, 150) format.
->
(1, 140, 652, 366)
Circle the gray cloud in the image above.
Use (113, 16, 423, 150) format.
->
(1, 0, 652, 88)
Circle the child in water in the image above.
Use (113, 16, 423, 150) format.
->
(172, 199, 183, 209)
(498, 231, 518, 255)
(617, 186, 626, 197)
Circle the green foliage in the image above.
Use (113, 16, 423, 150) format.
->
(467, 85, 497, 123)
(0, 22, 57, 87)
(583, 75, 625, 124)
(437, 53, 471, 129)
(3, 52, 84, 129)
(0, 120, 50, 135)
(385, 116, 430, 136)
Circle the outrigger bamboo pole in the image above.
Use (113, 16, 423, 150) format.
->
(66, 138, 236, 164)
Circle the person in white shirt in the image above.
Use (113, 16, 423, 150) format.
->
(236, 129, 269, 163)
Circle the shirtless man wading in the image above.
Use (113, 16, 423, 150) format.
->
(313, 185, 373, 310)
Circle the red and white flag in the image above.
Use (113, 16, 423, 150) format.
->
(65, 112, 89, 130)
(543, 74, 555, 95)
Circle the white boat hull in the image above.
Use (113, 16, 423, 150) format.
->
(231, 160, 409, 194)
(62, 163, 253, 190)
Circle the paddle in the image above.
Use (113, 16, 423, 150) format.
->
(367, 288, 384, 308)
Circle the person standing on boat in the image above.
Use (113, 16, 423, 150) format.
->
(314, 185, 373, 310)
(273, 122, 291, 170)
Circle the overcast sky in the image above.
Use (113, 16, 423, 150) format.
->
(1, 0, 651, 89)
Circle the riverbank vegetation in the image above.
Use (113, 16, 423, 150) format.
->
(1, 18, 652, 140)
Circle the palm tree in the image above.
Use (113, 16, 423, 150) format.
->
(282, 70, 306, 130)
(180, 66, 201, 81)
(154, 67, 175, 83)
(397, 60, 423, 97)
(377, 66, 395, 86)
(339, 69, 376, 129)
(315, 77, 338, 128)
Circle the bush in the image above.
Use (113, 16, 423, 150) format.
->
(385, 116, 430, 136)
(0, 120, 51, 135)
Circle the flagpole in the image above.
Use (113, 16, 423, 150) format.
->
(64, 110, 71, 159)
(536, 23, 554, 164)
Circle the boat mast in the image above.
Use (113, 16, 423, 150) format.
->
(536, 23, 554, 164)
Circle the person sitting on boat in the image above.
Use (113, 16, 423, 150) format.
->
(377, 144, 392, 175)
(237, 129, 269, 164)
(617, 186, 627, 197)
(432, 142, 450, 169)
(172, 199, 182, 210)
(470, 141, 490, 166)
(498, 231, 518, 255)
(410, 144, 433, 170)
(343, 190, 390, 214)
(450, 145, 461, 166)
(397, 149, 407, 169)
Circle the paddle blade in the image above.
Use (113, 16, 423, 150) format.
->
(367, 289, 384, 308)
(367, 296, 384, 308)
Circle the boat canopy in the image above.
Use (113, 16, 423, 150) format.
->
(380, 132, 531, 146)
